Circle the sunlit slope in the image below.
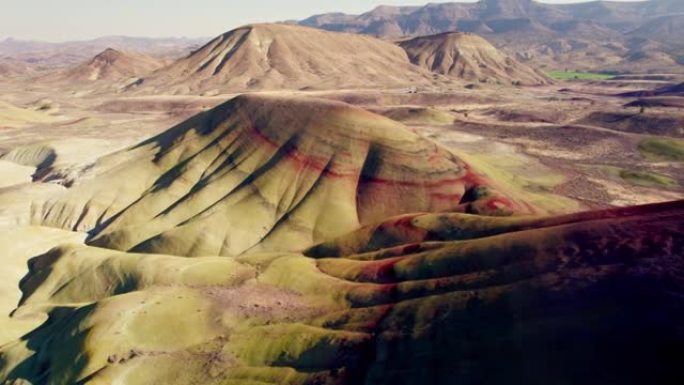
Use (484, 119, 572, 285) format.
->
(0, 161, 33, 188)
(137, 23, 447, 94)
(20, 94, 531, 257)
(0, 226, 85, 344)
(1, 138, 122, 179)
(399, 32, 551, 86)
(40, 48, 164, 84)
(1, 200, 681, 384)
(0, 101, 61, 129)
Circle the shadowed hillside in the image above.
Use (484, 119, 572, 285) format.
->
(0, 91, 682, 384)
(0, 199, 681, 384)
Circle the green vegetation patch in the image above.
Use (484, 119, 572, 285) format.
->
(452, 150, 580, 214)
(546, 71, 614, 81)
(638, 137, 684, 161)
(593, 164, 678, 188)
(618, 169, 677, 188)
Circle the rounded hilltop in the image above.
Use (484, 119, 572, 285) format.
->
(15, 93, 530, 257)
(39, 47, 164, 83)
(135, 23, 451, 94)
(399, 31, 551, 85)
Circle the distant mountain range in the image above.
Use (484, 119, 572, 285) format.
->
(300, 0, 683, 39)
(1, 22, 553, 95)
(0, 36, 208, 70)
(299, 0, 684, 73)
(1, 0, 681, 77)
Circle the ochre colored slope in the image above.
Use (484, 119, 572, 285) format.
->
(137, 23, 448, 94)
(0, 226, 85, 344)
(1, 200, 682, 384)
(399, 32, 550, 85)
(19, 94, 530, 257)
(0, 101, 61, 129)
(1, 93, 680, 385)
(12, 96, 534, 256)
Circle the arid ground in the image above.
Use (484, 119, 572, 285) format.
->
(3, 72, 683, 211)
(1, 3, 683, 384)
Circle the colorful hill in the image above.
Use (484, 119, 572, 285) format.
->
(9, 94, 529, 258)
(0, 94, 682, 385)
(0, 199, 681, 384)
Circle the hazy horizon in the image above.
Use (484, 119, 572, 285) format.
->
(2, 0, 649, 42)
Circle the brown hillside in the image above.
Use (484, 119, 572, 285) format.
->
(1, 92, 684, 385)
(137, 24, 447, 94)
(399, 31, 550, 85)
(41, 48, 164, 83)
(299, 0, 684, 74)
(0, 57, 33, 77)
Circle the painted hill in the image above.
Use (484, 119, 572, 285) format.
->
(136, 24, 447, 94)
(0, 198, 682, 384)
(0, 94, 683, 384)
(399, 32, 550, 85)
(40, 48, 164, 83)
(9, 94, 530, 258)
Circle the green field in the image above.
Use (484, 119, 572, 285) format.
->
(638, 138, 684, 161)
(546, 71, 614, 81)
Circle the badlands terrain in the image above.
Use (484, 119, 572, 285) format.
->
(0, 2, 683, 384)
